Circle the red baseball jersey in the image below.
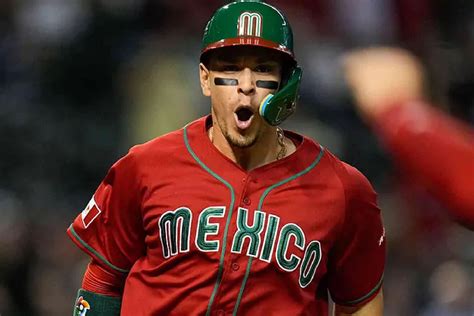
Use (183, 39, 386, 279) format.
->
(68, 115, 385, 315)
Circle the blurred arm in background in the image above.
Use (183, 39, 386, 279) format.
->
(343, 47, 474, 230)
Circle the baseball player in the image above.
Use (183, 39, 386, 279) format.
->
(68, 1, 386, 315)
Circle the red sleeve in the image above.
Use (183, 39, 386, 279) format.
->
(374, 101, 474, 230)
(82, 260, 126, 297)
(67, 148, 146, 273)
(328, 164, 386, 307)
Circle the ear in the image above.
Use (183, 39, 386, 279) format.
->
(199, 63, 211, 97)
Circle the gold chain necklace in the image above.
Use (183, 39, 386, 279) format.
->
(276, 127, 287, 160)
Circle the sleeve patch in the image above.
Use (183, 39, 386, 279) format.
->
(81, 196, 102, 228)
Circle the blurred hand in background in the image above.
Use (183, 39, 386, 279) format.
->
(343, 46, 474, 230)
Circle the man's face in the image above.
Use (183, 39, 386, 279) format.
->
(200, 46, 282, 148)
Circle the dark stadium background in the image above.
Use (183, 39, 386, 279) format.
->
(0, 0, 472, 315)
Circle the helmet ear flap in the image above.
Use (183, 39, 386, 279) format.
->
(259, 67, 302, 126)
(279, 55, 297, 87)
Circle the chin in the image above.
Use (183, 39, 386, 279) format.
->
(227, 131, 258, 148)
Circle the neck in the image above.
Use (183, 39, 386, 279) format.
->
(208, 125, 287, 171)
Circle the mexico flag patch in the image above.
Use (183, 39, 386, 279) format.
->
(81, 196, 102, 228)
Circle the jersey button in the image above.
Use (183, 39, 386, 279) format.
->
(231, 262, 240, 271)
(243, 197, 251, 205)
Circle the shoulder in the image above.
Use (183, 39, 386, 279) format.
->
(316, 146, 377, 203)
(127, 116, 207, 161)
(104, 126, 187, 181)
(340, 161, 376, 199)
(294, 134, 373, 190)
(129, 128, 185, 159)
(101, 126, 190, 196)
(334, 159, 379, 221)
(106, 129, 182, 174)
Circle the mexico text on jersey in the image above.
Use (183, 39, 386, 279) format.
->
(67, 116, 386, 316)
(158, 205, 323, 289)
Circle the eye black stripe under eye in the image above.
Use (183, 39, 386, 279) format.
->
(256, 80, 279, 90)
(214, 78, 238, 86)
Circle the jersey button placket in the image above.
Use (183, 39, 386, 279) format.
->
(243, 196, 251, 205)
(211, 175, 250, 312)
(241, 176, 251, 207)
(231, 262, 240, 271)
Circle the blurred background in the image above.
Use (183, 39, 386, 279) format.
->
(0, 0, 472, 315)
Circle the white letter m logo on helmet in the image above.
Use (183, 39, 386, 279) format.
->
(238, 12, 262, 37)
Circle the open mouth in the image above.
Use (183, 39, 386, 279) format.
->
(234, 106, 255, 130)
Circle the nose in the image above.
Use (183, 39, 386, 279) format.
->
(237, 68, 255, 95)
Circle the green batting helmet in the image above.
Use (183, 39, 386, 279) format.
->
(200, 0, 303, 126)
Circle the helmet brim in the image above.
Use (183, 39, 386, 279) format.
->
(201, 36, 294, 60)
